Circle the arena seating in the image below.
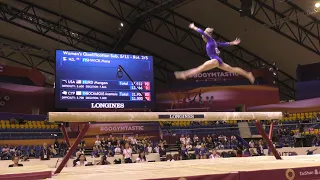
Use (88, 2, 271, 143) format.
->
(0, 120, 61, 140)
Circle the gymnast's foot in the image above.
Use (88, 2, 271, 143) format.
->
(248, 72, 255, 84)
(174, 71, 187, 80)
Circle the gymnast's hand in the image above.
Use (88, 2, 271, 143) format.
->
(189, 23, 196, 30)
(231, 38, 241, 45)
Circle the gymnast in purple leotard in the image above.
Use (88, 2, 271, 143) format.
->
(174, 23, 255, 84)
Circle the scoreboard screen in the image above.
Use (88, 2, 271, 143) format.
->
(55, 50, 154, 109)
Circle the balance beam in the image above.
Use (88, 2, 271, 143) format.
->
(48, 112, 282, 123)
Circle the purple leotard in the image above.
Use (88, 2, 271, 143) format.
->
(196, 28, 230, 65)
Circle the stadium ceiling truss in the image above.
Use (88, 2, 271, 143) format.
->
(217, 0, 320, 56)
(0, 0, 297, 100)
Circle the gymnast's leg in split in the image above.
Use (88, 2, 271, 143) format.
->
(175, 58, 254, 84)
(174, 59, 220, 79)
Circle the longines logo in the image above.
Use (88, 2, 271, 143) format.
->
(158, 114, 204, 119)
(91, 103, 125, 109)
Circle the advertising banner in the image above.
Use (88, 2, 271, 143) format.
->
(70, 122, 160, 137)
(167, 69, 274, 89)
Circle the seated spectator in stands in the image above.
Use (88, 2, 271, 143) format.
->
(78, 148, 85, 154)
(256, 140, 264, 156)
(78, 139, 86, 151)
(101, 137, 106, 149)
(107, 149, 114, 157)
(131, 145, 138, 154)
(73, 151, 82, 167)
(236, 146, 243, 157)
(180, 135, 186, 145)
(8, 156, 23, 167)
(114, 145, 122, 155)
(60, 140, 67, 157)
(186, 142, 193, 151)
(218, 142, 225, 150)
(136, 151, 147, 163)
(195, 142, 201, 149)
(180, 144, 188, 160)
(96, 155, 111, 165)
(1, 145, 10, 160)
(29, 149, 36, 158)
(153, 144, 160, 153)
(193, 134, 199, 145)
(209, 150, 220, 159)
(147, 144, 153, 154)
(50, 145, 57, 158)
(249, 140, 255, 148)
(186, 135, 191, 145)
(91, 146, 100, 158)
(159, 144, 167, 161)
(16, 149, 23, 157)
(9, 145, 16, 156)
(74, 154, 88, 167)
(249, 148, 257, 156)
(228, 151, 237, 157)
(40, 143, 51, 160)
(123, 143, 132, 163)
(199, 143, 207, 159)
(54, 139, 60, 155)
(243, 148, 251, 157)
(95, 136, 101, 149)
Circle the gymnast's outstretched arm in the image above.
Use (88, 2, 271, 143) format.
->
(189, 23, 212, 41)
(217, 38, 241, 47)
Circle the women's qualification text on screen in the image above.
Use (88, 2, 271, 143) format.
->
(55, 50, 154, 109)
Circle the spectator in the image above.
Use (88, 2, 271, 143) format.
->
(147, 144, 153, 154)
(180, 144, 188, 160)
(50, 145, 57, 158)
(40, 143, 51, 160)
(107, 149, 114, 157)
(114, 145, 121, 155)
(209, 150, 220, 159)
(256, 140, 264, 156)
(74, 154, 88, 167)
(94, 136, 101, 149)
(91, 146, 99, 158)
(29, 149, 36, 158)
(180, 135, 186, 145)
(153, 144, 160, 153)
(193, 134, 199, 144)
(159, 144, 167, 161)
(136, 151, 147, 163)
(8, 156, 23, 167)
(123, 143, 132, 163)
(60, 140, 68, 157)
(1, 145, 10, 160)
(199, 143, 207, 159)
(78, 139, 86, 151)
(96, 155, 110, 165)
(54, 139, 60, 155)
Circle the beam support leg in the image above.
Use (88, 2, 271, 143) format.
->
(268, 122, 274, 140)
(61, 123, 71, 148)
(255, 120, 282, 160)
(54, 123, 90, 174)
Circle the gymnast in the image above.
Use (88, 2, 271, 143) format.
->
(174, 23, 255, 84)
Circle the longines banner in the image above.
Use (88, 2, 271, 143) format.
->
(167, 69, 273, 89)
(71, 122, 160, 136)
